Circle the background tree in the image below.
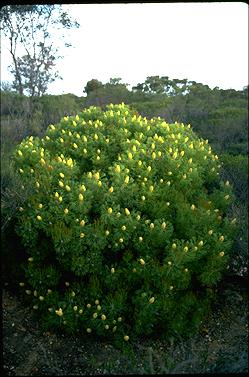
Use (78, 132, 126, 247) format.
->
(84, 79, 104, 96)
(0, 5, 79, 97)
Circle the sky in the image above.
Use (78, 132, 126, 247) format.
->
(1, 2, 248, 96)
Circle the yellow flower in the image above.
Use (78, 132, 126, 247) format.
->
(161, 222, 167, 229)
(149, 297, 155, 304)
(169, 286, 174, 290)
(105, 230, 110, 236)
(73, 306, 78, 311)
(121, 225, 126, 231)
(19, 282, 25, 287)
(224, 195, 230, 200)
(55, 308, 63, 316)
(105, 325, 109, 330)
(67, 158, 73, 167)
(141, 195, 145, 201)
(191, 204, 195, 210)
(108, 207, 113, 214)
(97, 180, 102, 187)
(64, 208, 69, 214)
(219, 235, 224, 242)
(37, 215, 42, 221)
(109, 186, 114, 193)
(172, 243, 177, 249)
(150, 223, 154, 229)
(79, 193, 84, 201)
(111, 267, 115, 273)
(125, 208, 130, 216)
(149, 185, 154, 192)
(94, 133, 98, 140)
(80, 233, 85, 238)
(119, 238, 124, 243)
(124, 335, 129, 341)
(40, 158, 46, 165)
(86, 328, 92, 333)
(18, 150, 23, 157)
(124, 176, 129, 184)
(58, 196, 63, 202)
(219, 251, 225, 257)
(65, 185, 71, 192)
(208, 230, 213, 235)
(95, 299, 99, 305)
(28, 257, 33, 262)
(139, 258, 145, 265)
(25, 290, 31, 295)
(79, 309, 83, 314)
(39, 296, 44, 301)
(101, 314, 106, 320)
(115, 165, 121, 173)
(128, 152, 133, 160)
(198, 240, 204, 247)
(19, 168, 24, 174)
(87, 304, 91, 308)
(59, 181, 64, 188)
(184, 268, 188, 272)
(139, 237, 143, 242)
(138, 160, 142, 166)
(38, 203, 43, 209)
(168, 261, 172, 265)
(152, 152, 156, 159)
(59, 172, 65, 178)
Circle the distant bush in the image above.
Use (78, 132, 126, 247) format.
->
(220, 154, 248, 277)
(13, 104, 236, 346)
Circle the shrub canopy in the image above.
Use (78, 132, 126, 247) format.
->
(14, 103, 236, 345)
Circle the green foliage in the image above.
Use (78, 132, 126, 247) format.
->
(12, 103, 237, 346)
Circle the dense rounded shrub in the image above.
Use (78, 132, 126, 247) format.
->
(13, 103, 237, 345)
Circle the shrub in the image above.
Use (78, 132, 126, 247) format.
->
(12, 103, 237, 346)
(219, 154, 248, 277)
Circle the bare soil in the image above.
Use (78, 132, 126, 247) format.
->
(2, 278, 248, 375)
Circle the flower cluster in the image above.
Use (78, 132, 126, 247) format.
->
(14, 103, 236, 344)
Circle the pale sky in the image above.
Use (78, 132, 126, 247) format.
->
(1, 2, 248, 96)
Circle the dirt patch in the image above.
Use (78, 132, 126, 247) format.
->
(2, 279, 248, 375)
